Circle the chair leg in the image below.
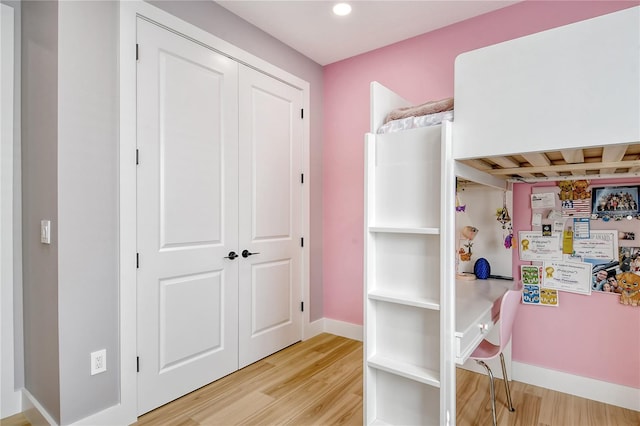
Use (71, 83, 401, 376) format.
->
(499, 352, 515, 412)
(475, 360, 497, 426)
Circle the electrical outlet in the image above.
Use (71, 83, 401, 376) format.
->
(90, 349, 107, 375)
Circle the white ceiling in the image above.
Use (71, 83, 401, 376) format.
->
(216, 1, 522, 65)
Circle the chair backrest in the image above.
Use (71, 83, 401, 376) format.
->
(499, 289, 522, 350)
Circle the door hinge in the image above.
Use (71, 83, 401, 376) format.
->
(136, 44, 139, 61)
(300, 301, 304, 312)
(136, 356, 140, 373)
(136, 149, 139, 165)
(136, 253, 139, 269)
(300, 237, 304, 247)
(301, 173, 304, 184)
(301, 109, 304, 119)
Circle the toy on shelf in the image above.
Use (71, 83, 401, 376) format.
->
(496, 191, 513, 249)
(456, 193, 479, 280)
(456, 187, 481, 280)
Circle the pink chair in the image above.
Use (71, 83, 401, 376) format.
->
(469, 289, 522, 426)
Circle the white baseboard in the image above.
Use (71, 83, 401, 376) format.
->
(322, 318, 363, 341)
(513, 362, 640, 412)
(22, 389, 58, 426)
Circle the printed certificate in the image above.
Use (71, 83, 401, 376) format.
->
(542, 260, 592, 295)
(518, 232, 562, 261)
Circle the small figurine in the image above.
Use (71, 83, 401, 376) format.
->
(617, 272, 640, 307)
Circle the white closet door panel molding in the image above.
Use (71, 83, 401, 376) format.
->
(136, 19, 239, 415)
(159, 52, 226, 248)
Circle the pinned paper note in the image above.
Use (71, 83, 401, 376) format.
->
(531, 193, 556, 209)
(573, 218, 590, 239)
(532, 213, 542, 227)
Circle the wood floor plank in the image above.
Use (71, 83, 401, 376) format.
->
(311, 341, 362, 385)
(288, 392, 362, 426)
(508, 389, 540, 426)
(160, 352, 327, 424)
(135, 360, 277, 424)
(286, 367, 363, 425)
(241, 378, 332, 424)
(0, 413, 30, 426)
(261, 339, 361, 399)
(190, 390, 275, 424)
(536, 386, 558, 426)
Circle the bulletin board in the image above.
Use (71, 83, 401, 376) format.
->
(523, 180, 639, 301)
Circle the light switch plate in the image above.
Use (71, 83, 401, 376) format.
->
(40, 220, 51, 244)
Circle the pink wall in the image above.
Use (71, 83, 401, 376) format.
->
(512, 178, 640, 388)
(322, 1, 639, 384)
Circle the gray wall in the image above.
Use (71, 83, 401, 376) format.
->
(21, 0, 61, 421)
(148, 0, 325, 322)
(57, 1, 119, 423)
(21, 1, 120, 424)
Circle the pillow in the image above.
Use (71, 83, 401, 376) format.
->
(384, 97, 454, 123)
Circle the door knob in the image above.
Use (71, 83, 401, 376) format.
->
(242, 249, 260, 258)
(224, 251, 238, 260)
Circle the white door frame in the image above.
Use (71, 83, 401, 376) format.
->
(101, 2, 311, 424)
(1, 2, 22, 418)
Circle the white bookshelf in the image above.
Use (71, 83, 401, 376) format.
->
(364, 108, 455, 424)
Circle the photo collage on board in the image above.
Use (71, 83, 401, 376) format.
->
(522, 180, 640, 307)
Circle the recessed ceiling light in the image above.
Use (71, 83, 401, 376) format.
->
(333, 3, 352, 16)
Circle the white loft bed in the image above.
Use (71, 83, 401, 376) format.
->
(364, 6, 639, 425)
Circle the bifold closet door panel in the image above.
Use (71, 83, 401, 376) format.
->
(237, 65, 304, 368)
(136, 18, 240, 415)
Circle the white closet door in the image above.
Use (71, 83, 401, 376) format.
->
(136, 19, 239, 415)
(238, 65, 303, 368)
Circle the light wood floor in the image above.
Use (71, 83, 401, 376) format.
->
(456, 367, 640, 426)
(3, 333, 639, 425)
(135, 333, 362, 425)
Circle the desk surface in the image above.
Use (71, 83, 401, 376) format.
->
(455, 278, 514, 364)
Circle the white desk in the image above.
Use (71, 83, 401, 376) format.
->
(455, 278, 514, 365)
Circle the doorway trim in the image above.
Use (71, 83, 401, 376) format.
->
(1, 3, 22, 418)
(111, 2, 311, 424)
